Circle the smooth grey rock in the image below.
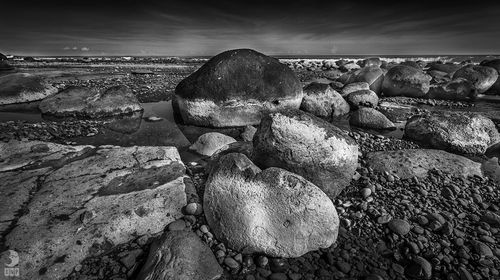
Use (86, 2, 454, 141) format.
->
(365, 149, 483, 179)
(453, 65, 498, 94)
(189, 132, 236, 156)
(0, 73, 58, 105)
(39, 85, 142, 118)
(341, 82, 370, 97)
(405, 111, 500, 154)
(137, 231, 223, 280)
(173, 49, 303, 127)
(204, 153, 339, 257)
(300, 82, 349, 117)
(253, 110, 358, 199)
(382, 65, 431, 97)
(353, 66, 385, 94)
(349, 107, 395, 130)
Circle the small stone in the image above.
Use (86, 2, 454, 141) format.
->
(417, 215, 429, 226)
(269, 272, 288, 280)
(377, 215, 392, 224)
(388, 219, 411, 235)
(455, 238, 464, 247)
(361, 188, 372, 198)
(257, 256, 269, 268)
(167, 219, 186, 231)
(392, 263, 405, 274)
(224, 257, 240, 269)
(185, 202, 202, 215)
(30, 143, 50, 153)
(336, 261, 351, 274)
(479, 235, 495, 244)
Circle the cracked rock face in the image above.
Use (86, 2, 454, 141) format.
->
(204, 153, 339, 258)
(0, 140, 188, 280)
(405, 111, 500, 154)
(253, 109, 358, 199)
(137, 230, 223, 280)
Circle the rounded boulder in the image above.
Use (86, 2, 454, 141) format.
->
(173, 49, 303, 127)
(382, 65, 431, 97)
(300, 82, 350, 117)
(452, 65, 498, 94)
(253, 109, 358, 198)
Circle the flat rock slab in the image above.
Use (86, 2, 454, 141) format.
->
(365, 149, 483, 179)
(0, 73, 58, 105)
(0, 141, 189, 280)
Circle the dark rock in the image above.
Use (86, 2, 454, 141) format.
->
(173, 49, 303, 127)
(347, 89, 379, 108)
(405, 256, 432, 279)
(349, 107, 396, 130)
(253, 109, 358, 198)
(382, 65, 431, 97)
(452, 65, 498, 94)
(388, 219, 411, 235)
(427, 62, 462, 74)
(137, 230, 223, 280)
(426, 78, 474, 101)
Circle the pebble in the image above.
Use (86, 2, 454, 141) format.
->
(224, 257, 240, 269)
(471, 240, 494, 257)
(185, 202, 203, 215)
(257, 256, 269, 268)
(405, 256, 432, 279)
(377, 215, 392, 224)
(388, 219, 411, 235)
(361, 187, 372, 198)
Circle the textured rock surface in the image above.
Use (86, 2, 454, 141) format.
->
(189, 132, 236, 156)
(173, 49, 303, 127)
(0, 73, 58, 105)
(405, 111, 500, 154)
(480, 59, 500, 94)
(366, 149, 483, 179)
(241, 125, 257, 142)
(341, 82, 370, 97)
(452, 65, 498, 94)
(253, 110, 358, 198)
(382, 65, 432, 97)
(349, 107, 395, 130)
(426, 78, 473, 101)
(1, 141, 189, 280)
(39, 85, 143, 118)
(300, 82, 350, 117)
(204, 153, 339, 257)
(347, 89, 379, 108)
(137, 230, 223, 280)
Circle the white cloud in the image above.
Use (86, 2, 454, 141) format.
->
(81, 47, 90, 51)
(72, 46, 78, 50)
(63, 46, 71, 50)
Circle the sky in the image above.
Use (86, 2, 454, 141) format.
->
(1, 0, 500, 56)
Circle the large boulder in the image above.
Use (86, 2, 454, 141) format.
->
(0, 73, 58, 105)
(173, 49, 303, 127)
(0, 52, 7, 60)
(353, 66, 385, 94)
(349, 107, 396, 130)
(189, 132, 236, 156)
(2, 141, 191, 279)
(39, 85, 142, 118)
(204, 153, 339, 257)
(382, 65, 431, 97)
(405, 111, 500, 154)
(137, 231, 223, 280)
(366, 149, 483, 179)
(253, 110, 358, 198)
(346, 89, 379, 108)
(426, 78, 474, 101)
(480, 59, 500, 94)
(452, 65, 498, 94)
(0, 60, 14, 72)
(300, 82, 350, 117)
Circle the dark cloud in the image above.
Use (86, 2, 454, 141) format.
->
(1, 0, 499, 55)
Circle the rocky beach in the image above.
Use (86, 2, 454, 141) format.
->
(1, 49, 500, 280)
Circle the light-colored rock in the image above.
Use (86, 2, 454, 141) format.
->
(452, 65, 498, 94)
(2, 141, 189, 280)
(346, 89, 379, 108)
(382, 65, 432, 97)
(300, 82, 350, 117)
(0, 73, 58, 105)
(173, 49, 303, 127)
(354, 66, 385, 94)
(426, 78, 474, 101)
(349, 107, 395, 130)
(341, 82, 370, 97)
(39, 85, 143, 118)
(189, 132, 236, 156)
(365, 149, 483, 179)
(137, 230, 223, 280)
(405, 111, 500, 154)
(241, 125, 258, 142)
(253, 110, 358, 198)
(204, 153, 339, 257)
(360, 57, 382, 68)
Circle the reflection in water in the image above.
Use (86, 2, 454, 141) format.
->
(104, 111, 143, 134)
